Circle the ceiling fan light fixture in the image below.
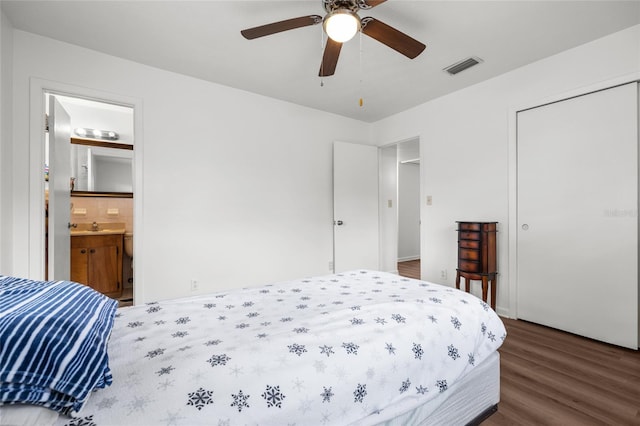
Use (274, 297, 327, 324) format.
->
(323, 9, 361, 43)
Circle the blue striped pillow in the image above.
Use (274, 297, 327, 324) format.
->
(0, 276, 118, 415)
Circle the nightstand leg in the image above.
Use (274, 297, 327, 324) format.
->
(465, 277, 470, 293)
(481, 276, 488, 304)
(490, 276, 497, 311)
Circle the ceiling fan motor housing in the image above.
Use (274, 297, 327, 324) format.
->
(323, 0, 361, 14)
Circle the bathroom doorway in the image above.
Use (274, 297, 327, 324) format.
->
(45, 93, 135, 306)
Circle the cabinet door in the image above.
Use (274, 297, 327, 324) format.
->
(88, 245, 120, 295)
(517, 83, 638, 349)
(70, 247, 89, 285)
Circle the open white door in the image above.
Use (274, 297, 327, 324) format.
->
(333, 141, 379, 272)
(48, 96, 72, 280)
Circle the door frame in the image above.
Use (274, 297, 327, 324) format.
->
(507, 71, 640, 319)
(378, 136, 422, 276)
(28, 78, 144, 303)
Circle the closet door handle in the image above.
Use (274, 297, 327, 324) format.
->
(521, 224, 529, 231)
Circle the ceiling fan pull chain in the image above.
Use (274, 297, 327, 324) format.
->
(359, 30, 364, 107)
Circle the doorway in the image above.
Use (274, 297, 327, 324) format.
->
(379, 137, 421, 279)
(45, 93, 135, 306)
(397, 138, 420, 278)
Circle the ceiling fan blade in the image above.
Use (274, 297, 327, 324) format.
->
(358, 0, 387, 9)
(241, 15, 322, 40)
(361, 17, 426, 59)
(319, 38, 343, 77)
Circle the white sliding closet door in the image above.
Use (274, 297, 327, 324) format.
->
(517, 83, 638, 349)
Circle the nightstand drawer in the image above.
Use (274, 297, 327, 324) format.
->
(458, 222, 481, 231)
(459, 239, 480, 249)
(458, 260, 482, 273)
(459, 231, 481, 240)
(459, 248, 480, 261)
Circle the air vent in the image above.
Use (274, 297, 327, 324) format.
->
(443, 56, 483, 76)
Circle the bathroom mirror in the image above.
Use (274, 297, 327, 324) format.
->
(70, 138, 133, 197)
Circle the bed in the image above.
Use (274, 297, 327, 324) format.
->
(1, 270, 506, 425)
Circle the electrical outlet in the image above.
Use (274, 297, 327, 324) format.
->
(440, 269, 447, 280)
(190, 279, 199, 292)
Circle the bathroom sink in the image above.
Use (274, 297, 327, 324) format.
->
(70, 222, 126, 236)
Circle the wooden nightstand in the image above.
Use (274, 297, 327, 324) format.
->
(455, 221, 497, 310)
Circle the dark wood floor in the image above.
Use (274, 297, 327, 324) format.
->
(488, 318, 639, 425)
(398, 259, 420, 279)
(398, 261, 640, 425)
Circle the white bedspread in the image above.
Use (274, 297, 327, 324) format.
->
(57, 271, 506, 426)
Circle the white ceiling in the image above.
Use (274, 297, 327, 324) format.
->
(2, 1, 639, 122)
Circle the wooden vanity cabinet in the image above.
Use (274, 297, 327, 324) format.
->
(71, 234, 123, 298)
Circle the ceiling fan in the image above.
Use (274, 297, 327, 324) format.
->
(240, 0, 426, 77)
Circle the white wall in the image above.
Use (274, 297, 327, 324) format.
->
(371, 24, 640, 316)
(398, 162, 420, 261)
(378, 145, 397, 273)
(4, 23, 639, 314)
(7, 30, 370, 302)
(0, 10, 13, 274)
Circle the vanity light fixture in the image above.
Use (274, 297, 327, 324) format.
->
(74, 127, 120, 141)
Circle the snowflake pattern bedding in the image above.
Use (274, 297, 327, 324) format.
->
(58, 270, 506, 426)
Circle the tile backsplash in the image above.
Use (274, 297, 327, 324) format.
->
(71, 196, 133, 233)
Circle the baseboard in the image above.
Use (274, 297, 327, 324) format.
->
(496, 307, 511, 318)
(398, 256, 420, 262)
